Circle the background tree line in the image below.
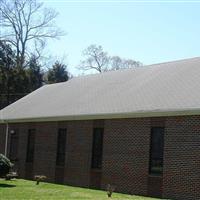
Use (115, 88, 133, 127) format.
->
(0, 40, 69, 108)
(0, 0, 142, 109)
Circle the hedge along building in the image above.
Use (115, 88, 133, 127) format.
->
(0, 57, 200, 200)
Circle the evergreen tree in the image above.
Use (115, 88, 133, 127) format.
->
(47, 61, 69, 84)
(0, 41, 33, 108)
(0, 41, 16, 107)
(27, 56, 44, 92)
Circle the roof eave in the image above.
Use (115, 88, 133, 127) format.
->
(1, 108, 200, 124)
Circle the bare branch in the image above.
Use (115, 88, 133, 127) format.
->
(78, 44, 109, 73)
(0, 0, 65, 68)
(78, 44, 142, 73)
(0, 39, 17, 47)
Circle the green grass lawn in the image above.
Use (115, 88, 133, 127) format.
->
(0, 179, 160, 200)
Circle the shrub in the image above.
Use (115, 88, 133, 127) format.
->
(5, 172, 18, 180)
(34, 175, 47, 185)
(106, 184, 115, 198)
(0, 154, 13, 177)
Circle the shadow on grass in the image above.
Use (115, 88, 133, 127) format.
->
(0, 183, 16, 188)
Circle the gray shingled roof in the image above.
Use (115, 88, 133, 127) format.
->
(1, 57, 200, 123)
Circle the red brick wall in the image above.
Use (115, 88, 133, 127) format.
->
(163, 116, 200, 200)
(102, 118, 150, 195)
(63, 120, 93, 187)
(33, 122, 58, 182)
(0, 115, 199, 200)
(17, 123, 33, 178)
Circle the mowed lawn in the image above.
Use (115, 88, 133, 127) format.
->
(0, 179, 161, 200)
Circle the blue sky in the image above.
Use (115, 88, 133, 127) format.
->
(42, 1, 200, 75)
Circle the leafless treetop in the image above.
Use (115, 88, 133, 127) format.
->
(0, 0, 64, 67)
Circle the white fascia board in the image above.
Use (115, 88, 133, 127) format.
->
(1, 109, 200, 124)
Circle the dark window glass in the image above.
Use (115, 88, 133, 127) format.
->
(56, 129, 67, 166)
(91, 128, 104, 169)
(26, 129, 35, 163)
(9, 129, 19, 161)
(149, 127, 164, 175)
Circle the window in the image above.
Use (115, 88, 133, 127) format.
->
(56, 129, 67, 166)
(9, 130, 19, 161)
(26, 129, 35, 163)
(149, 127, 164, 175)
(91, 128, 104, 169)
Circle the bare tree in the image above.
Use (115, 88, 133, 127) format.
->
(110, 56, 142, 71)
(78, 44, 109, 73)
(109, 56, 122, 71)
(0, 0, 64, 68)
(78, 44, 142, 74)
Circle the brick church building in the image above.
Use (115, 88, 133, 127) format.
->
(0, 57, 199, 200)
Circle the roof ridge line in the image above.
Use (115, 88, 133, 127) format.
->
(145, 56, 200, 68)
